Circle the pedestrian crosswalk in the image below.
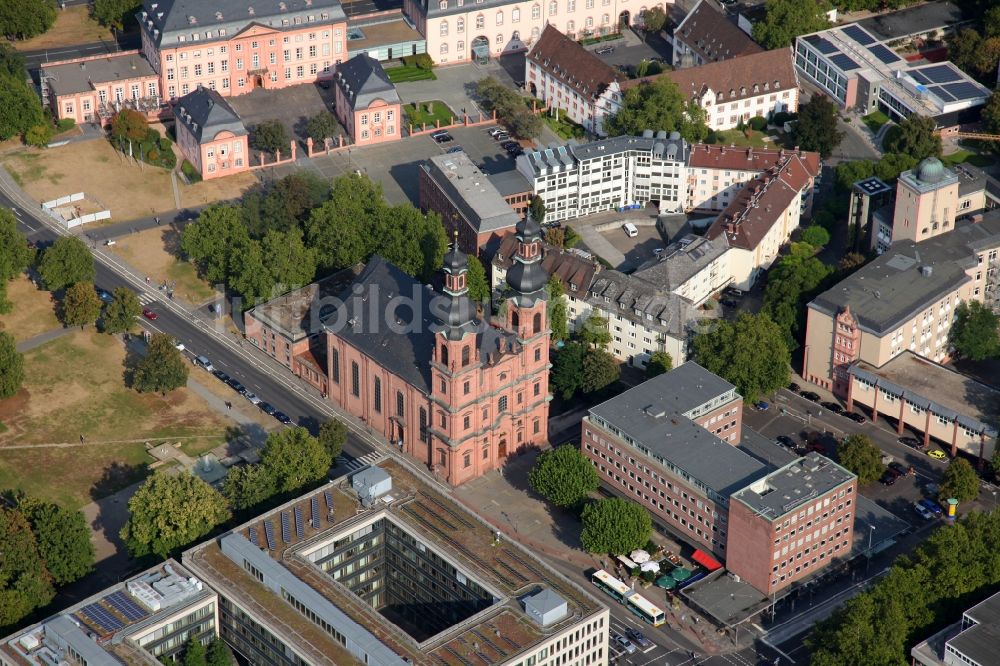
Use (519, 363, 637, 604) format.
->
(138, 291, 157, 305)
(335, 450, 385, 473)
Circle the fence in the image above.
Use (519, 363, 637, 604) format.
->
(41, 192, 84, 209)
(64, 210, 111, 229)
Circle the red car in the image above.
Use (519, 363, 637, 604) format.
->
(142, 308, 158, 321)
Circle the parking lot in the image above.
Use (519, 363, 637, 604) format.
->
(227, 82, 341, 149)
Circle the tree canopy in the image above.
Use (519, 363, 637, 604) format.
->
(102, 287, 142, 334)
(131, 332, 190, 394)
(16, 495, 95, 586)
(476, 77, 542, 139)
(61, 281, 103, 329)
(793, 94, 844, 159)
(318, 419, 348, 463)
(692, 313, 790, 403)
(39, 236, 95, 292)
(882, 115, 941, 162)
(0, 208, 32, 314)
(580, 498, 652, 554)
(0, 331, 24, 399)
(260, 427, 331, 494)
(645, 351, 673, 378)
(251, 120, 291, 155)
(581, 348, 620, 394)
(222, 463, 277, 512)
(550, 341, 587, 400)
(305, 111, 339, 142)
(465, 255, 491, 303)
(546, 275, 568, 342)
(605, 77, 709, 142)
(939, 458, 980, 503)
(578, 311, 611, 349)
(752, 0, 832, 49)
(0, 0, 57, 40)
(837, 435, 883, 484)
(0, 44, 43, 142)
(121, 471, 231, 559)
(950, 300, 1000, 361)
(763, 242, 834, 350)
(642, 6, 667, 34)
(529, 445, 599, 508)
(834, 153, 918, 191)
(0, 507, 55, 627)
(800, 225, 831, 248)
(92, 0, 142, 30)
(529, 195, 547, 224)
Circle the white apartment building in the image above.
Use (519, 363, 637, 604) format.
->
(515, 132, 690, 222)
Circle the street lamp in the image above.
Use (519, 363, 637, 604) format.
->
(865, 524, 876, 575)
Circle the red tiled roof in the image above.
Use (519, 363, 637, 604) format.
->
(527, 25, 620, 101)
(673, 0, 762, 64)
(493, 235, 599, 297)
(687, 144, 821, 175)
(705, 153, 819, 251)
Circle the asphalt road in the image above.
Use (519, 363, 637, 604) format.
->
(19, 32, 141, 73)
(2, 189, 379, 468)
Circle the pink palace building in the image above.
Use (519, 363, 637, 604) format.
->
(173, 87, 250, 180)
(332, 54, 402, 146)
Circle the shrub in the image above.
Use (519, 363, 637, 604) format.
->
(749, 115, 768, 131)
(24, 124, 53, 147)
(158, 136, 172, 151)
(144, 128, 160, 144)
(159, 149, 176, 169)
(181, 159, 202, 183)
(146, 148, 160, 161)
(403, 53, 434, 70)
(56, 118, 76, 132)
(771, 111, 797, 126)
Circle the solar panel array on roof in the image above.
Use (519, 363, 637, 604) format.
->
(294, 505, 305, 540)
(805, 34, 838, 54)
(248, 525, 260, 546)
(324, 490, 334, 511)
(106, 591, 150, 622)
(78, 602, 124, 634)
(842, 24, 876, 45)
(932, 86, 956, 102)
(868, 44, 901, 65)
(263, 520, 276, 550)
(942, 82, 985, 101)
(280, 511, 291, 544)
(830, 53, 860, 71)
(310, 497, 321, 529)
(918, 64, 963, 84)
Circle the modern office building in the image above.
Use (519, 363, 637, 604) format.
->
(419, 151, 522, 257)
(671, 0, 762, 69)
(516, 132, 690, 222)
(911, 589, 1000, 666)
(848, 176, 894, 252)
(793, 22, 990, 126)
(182, 458, 611, 666)
(803, 215, 1000, 396)
(582, 364, 858, 596)
(1, 561, 218, 665)
(173, 87, 251, 180)
(332, 54, 402, 146)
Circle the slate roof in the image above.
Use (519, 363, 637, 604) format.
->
(334, 53, 399, 111)
(138, 0, 346, 48)
(42, 52, 157, 96)
(173, 87, 247, 144)
(673, 0, 762, 65)
(632, 234, 729, 293)
(586, 270, 694, 339)
(527, 25, 620, 101)
(493, 237, 599, 300)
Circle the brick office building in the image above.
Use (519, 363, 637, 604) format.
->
(582, 363, 858, 596)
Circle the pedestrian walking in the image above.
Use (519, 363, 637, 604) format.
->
(225, 401, 231, 410)
(79, 434, 84, 444)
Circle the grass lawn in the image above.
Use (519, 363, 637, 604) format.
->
(0, 275, 60, 343)
(109, 227, 217, 304)
(542, 111, 587, 140)
(7, 6, 114, 51)
(0, 330, 230, 508)
(862, 110, 891, 133)
(386, 65, 437, 83)
(403, 101, 454, 129)
(941, 149, 995, 168)
(709, 128, 773, 148)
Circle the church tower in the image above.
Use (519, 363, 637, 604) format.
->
(505, 214, 548, 340)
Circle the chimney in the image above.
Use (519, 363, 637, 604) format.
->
(727, 222, 735, 234)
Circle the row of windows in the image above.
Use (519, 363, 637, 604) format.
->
(170, 15, 334, 43)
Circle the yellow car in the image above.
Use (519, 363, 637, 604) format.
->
(927, 449, 947, 460)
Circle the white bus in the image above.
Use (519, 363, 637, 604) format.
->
(591, 569, 631, 603)
(626, 592, 666, 627)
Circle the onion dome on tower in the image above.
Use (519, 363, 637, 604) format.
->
(505, 213, 547, 306)
(434, 232, 478, 341)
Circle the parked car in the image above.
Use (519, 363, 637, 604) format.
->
(721, 298, 738, 308)
(622, 222, 639, 237)
(258, 401, 276, 416)
(899, 436, 923, 449)
(788, 382, 801, 393)
(141, 308, 158, 321)
(889, 462, 911, 478)
(501, 140, 519, 150)
(273, 411, 292, 424)
(801, 391, 821, 402)
(625, 628, 652, 649)
(725, 287, 744, 297)
(173, 340, 185, 351)
(433, 132, 454, 143)
(195, 355, 215, 372)
(487, 127, 504, 137)
(927, 449, 947, 460)
(806, 440, 827, 455)
(505, 144, 523, 156)
(95, 287, 114, 303)
(226, 378, 247, 394)
(755, 401, 770, 411)
(610, 632, 636, 654)
(821, 401, 844, 415)
(846, 412, 866, 423)
(776, 435, 795, 448)
(494, 132, 510, 141)
(446, 146, 464, 154)
(880, 470, 897, 486)
(595, 45, 616, 55)
(212, 369, 230, 382)
(913, 502, 934, 520)
(244, 392, 262, 405)
(918, 498, 943, 516)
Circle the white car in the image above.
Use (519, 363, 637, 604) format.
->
(611, 633, 636, 655)
(174, 340, 185, 351)
(244, 392, 262, 405)
(622, 222, 639, 238)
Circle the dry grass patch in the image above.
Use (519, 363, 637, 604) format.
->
(191, 365, 280, 434)
(0, 330, 231, 508)
(8, 6, 115, 51)
(183, 170, 259, 208)
(0, 275, 60, 343)
(107, 227, 217, 304)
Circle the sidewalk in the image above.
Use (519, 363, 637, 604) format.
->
(15, 326, 72, 352)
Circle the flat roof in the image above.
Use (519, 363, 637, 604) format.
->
(851, 351, 999, 439)
(682, 570, 769, 626)
(42, 52, 157, 96)
(345, 18, 423, 49)
(736, 427, 797, 470)
(588, 365, 767, 499)
(854, 177, 893, 196)
(424, 152, 521, 233)
(183, 457, 604, 666)
(246, 267, 362, 342)
(857, 1, 965, 42)
(950, 592, 1000, 664)
(729, 453, 856, 521)
(809, 216, 1000, 335)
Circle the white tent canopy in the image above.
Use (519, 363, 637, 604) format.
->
(630, 549, 650, 564)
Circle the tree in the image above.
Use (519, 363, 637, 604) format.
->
(992, 442, 1000, 479)
(120, 471, 230, 559)
(835, 160, 875, 192)
(645, 351, 673, 378)
(0, 0, 57, 40)
(986, 5, 1000, 38)
(0, 208, 32, 314)
(950, 301, 1000, 361)
(0, 332, 24, 398)
(305, 111, 339, 142)
(939, 458, 980, 503)
(982, 90, 1000, 135)
(318, 419, 348, 463)
(61, 281, 103, 329)
(837, 435, 883, 484)
(16, 495, 94, 585)
(753, 0, 832, 49)
(102, 287, 142, 334)
(546, 275, 569, 342)
(181, 205, 250, 285)
(131, 332, 190, 394)
(306, 174, 387, 270)
(578, 311, 611, 349)
(376, 204, 448, 282)
(262, 228, 318, 290)
(252, 120, 290, 155)
(111, 108, 149, 155)
(794, 94, 844, 159)
(949, 29, 984, 81)
(838, 252, 867, 272)
(222, 463, 277, 512)
(228, 237, 272, 305)
(581, 348, 619, 394)
(181, 636, 207, 666)
(606, 77, 709, 142)
(693, 313, 790, 404)
(801, 225, 831, 247)
(465, 255, 491, 303)
(550, 341, 586, 400)
(642, 6, 667, 34)
(206, 638, 234, 666)
(39, 236, 95, 292)
(92, 0, 141, 30)
(24, 123, 53, 148)
(580, 498, 652, 554)
(0, 71, 43, 142)
(260, 427, 331, 494)
(529, 445, 599, 507)
(505, 107, 542, 140)
(882, 114, 941, 161)
(529, 195, 547, 224)
(0, 507, 55, 627)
